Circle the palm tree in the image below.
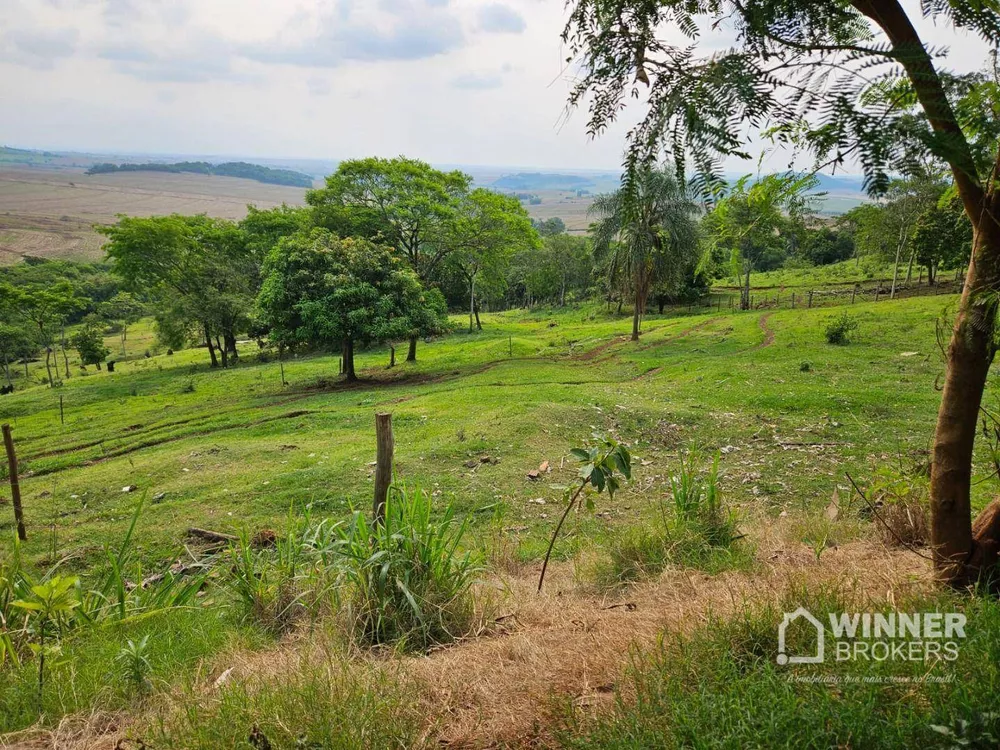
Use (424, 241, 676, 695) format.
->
(590, 169, 699, 340)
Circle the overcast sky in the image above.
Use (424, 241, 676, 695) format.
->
(0, 0, 991, 171)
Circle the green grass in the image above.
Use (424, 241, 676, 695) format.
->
(1, 290, 996, 739)
(559, 587, 1000, 748)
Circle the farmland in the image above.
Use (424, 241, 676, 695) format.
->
(0, 166, 309, 264)
(2, 294, 999, 746)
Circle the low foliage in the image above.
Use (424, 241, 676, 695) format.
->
(595, 453, 746, 586)
(334, 484, 482, 651)
(824, 312, 859, 345)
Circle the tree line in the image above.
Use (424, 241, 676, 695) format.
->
(86, 161, 315, 188)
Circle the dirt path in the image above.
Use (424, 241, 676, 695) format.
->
(755, 312, 776, 349)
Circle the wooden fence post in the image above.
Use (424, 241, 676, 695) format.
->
(2, 424, 26, 540)
(808, 291, 814, 308)
(373, 413, 394, 524)
(59, 396, 64, 425)
(791, 293, 795, 308)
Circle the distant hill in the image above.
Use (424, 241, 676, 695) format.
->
(85, 160, 315, 188)
(492, 173, 597, 191)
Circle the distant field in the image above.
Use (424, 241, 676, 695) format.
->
(520, 188, 595, 233)
(0, 166, 309, 264)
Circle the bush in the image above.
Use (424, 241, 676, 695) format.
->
(335, 484, 482, 650)
(824, 312, 859, 345)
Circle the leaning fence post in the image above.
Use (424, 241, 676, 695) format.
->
(2, 424, 26, 540)
(373, 412, 394, 524)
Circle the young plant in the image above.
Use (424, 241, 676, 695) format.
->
(12, 575, 81, 708)
(116, 635, 153, 694)
(538, 436, 632, 592)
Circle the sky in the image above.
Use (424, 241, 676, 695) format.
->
(0, 0, 992, 171)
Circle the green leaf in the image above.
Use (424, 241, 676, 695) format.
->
(570, 448, 590, 461)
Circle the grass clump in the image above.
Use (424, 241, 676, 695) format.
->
(595, 453, 749, 586)
(146, 654, 420, 749)
(336, 484, 482, 651)
(560, 587, 1000, 748)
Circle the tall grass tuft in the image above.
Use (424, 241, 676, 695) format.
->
(596, 453, 748, 586)
(335, 483, 482, 651)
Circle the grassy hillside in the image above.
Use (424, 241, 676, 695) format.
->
(1, 293, 997, 746)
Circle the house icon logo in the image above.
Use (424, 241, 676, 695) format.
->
(777, 607, 824, 665)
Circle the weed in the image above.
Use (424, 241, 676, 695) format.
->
(116, 635, 153, 694)
(334, 484, 482, 650)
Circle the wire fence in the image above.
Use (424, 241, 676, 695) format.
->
(694, 278, 964, 314)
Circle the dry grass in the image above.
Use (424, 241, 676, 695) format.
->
(1, 520, 932, 750)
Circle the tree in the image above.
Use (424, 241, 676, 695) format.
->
(800, 226, 855, 267)
(257, 231, 445, 382)
(533, 217, 567, 237)
(0, 323, 36, 389)
(707, 174, 817, 310)
(99, 291, 144, 359)
(307, 157, 469, 361)
(72, 320, 111, 370)
(911, 194, 974, 285)
(562, 0, 1000, 586)
(444, 189, 540, 332)
(100, 215, 254, 369)
(590, 168, 699, 339)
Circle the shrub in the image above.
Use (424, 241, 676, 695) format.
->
(334, 484, 482, 650)
(824, 312, 859, 345)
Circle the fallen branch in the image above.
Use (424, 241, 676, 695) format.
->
(186, 527, 237, 545)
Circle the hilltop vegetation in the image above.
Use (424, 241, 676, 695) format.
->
(86, 160, 315, 188)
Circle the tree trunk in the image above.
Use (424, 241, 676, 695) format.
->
(205, 323, 219, 368)
(407, 336, 417, 362)
(474, 301, 482, 331)
(469, 275, 476, 333)
(927, 262, 936, 286)
(61, 325, 70, 379)
(224, 331, 239, 362)
(658, 296, 666, 314)
(44, 348, 54, 387)
(741, 263, 752, 311)
(388, 345, 395, 368)
(929, 211, 1000, 585)
(560, 279, 567, 306)
(890, 221, 906, 299)
(631, 301, 640, 341)
(216, 336, 228, 369)
(616, 297, 623, 315)
(344, 338, 357, 381)
(2, 353, 11, 388)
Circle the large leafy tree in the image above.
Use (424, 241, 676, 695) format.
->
(911, 194, 974, 285)
(307, 157, 469, 360)
(444, 189, 541, 332)
(0, 322, 36, 389)
(590, 168, 699, 339)
(257, 230, 445, 382)
(100, 215, 253, 368)
(564, 0, 1000, 586)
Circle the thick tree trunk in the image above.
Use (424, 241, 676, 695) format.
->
(407, 335, 417, 362)
(344, 338, 357, 381)
(204, 323, 219, 368)
(930, 213, 1000, 585)
(224, 331, 239, 362)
